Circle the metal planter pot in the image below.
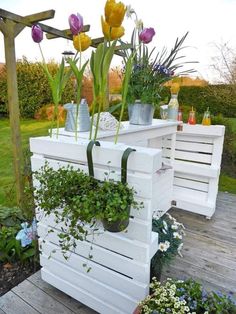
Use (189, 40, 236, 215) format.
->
(128, 101, 154, 125)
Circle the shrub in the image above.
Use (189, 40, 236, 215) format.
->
(0, 57, 75, 118)
(178, 85, 236, 118)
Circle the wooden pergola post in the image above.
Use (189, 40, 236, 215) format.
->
(3, 20, 24, 205)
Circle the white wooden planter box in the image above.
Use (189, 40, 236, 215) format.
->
(30, 136, 172, 314)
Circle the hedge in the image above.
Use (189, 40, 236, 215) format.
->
(178, 85, 236, 118)
(1, 58, 236, 118)
(0, 58, 75, 118)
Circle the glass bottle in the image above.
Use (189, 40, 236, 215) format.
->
(202, 107, 211, 126)
(188, 107, 196, 125)
(177, 108, 183, 131)
(168, 83, 180, 121)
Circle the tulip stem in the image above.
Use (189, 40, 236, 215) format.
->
(74, 35, 82, 141)
(38, 43, 55, 138)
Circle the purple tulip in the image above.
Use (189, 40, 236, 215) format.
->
(31, 25, 43, 43)
(68, 13, 83, 35)
(139, 27, 155, 44)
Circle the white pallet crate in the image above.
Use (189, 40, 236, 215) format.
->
(163, 124, 225, 217)
(30, 136, 172, 314)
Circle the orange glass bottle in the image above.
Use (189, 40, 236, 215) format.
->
(188, 107, 196, 125)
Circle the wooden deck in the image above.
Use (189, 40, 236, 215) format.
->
(163, 192, 236, 297)
(0, 192, 235, 313)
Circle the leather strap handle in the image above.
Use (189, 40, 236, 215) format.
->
(86, 140, 101, 177)
(121, 148, 136, 184)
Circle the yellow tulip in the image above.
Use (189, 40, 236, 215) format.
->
(101, 16, 125, 40)
(73, 33, 91, 52)
(105, 0, 126, 28)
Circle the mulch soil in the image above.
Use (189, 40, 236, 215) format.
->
(0, 261, 40, 297)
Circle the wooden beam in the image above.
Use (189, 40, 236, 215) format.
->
(14, 10, 55, 38)
(46, 25, 90, 39)
(0, 9, 71, 40)
(0, 18, 6, 35)
(3, 19, 24, 206)
(24, 10, 55, 23)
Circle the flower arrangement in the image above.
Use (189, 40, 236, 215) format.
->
(89, 0, 134, 142)
(122, 7, 195, 107)
(135, 277, 236, 314)
(151, 213, 185, 279)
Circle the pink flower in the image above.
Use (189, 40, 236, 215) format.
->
(68, 13, 83, 35)
(31, 25, 43, 43)
(139, 27, 155, 44)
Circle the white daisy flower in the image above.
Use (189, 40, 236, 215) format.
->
(171, 224, 178, 230)
(159, 242, 168, 252)
(173, 232, 182, 239)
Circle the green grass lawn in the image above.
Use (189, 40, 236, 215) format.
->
(0, 118, 236, 206)
(0, 119, 51, 206)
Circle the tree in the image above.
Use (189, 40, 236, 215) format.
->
(211, 43, 236, 84)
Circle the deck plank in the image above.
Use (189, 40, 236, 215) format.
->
(12, 280, 75, 314)
(27, 272, 87, 313)
(161, 192, 236, 297)
(0, 291, 39, 314)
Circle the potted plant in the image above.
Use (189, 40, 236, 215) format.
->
(134, 277, 236, 314)
(151, 212, 185, 280)
(122, 7, 196, 125)
(97, 179, 139, 232)
(33, 163, 141, 257)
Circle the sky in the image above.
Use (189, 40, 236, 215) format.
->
(1, 0, 236, 83)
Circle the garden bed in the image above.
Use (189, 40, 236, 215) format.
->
(0, 261, 40, 296)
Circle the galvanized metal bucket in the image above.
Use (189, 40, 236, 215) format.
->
(128, 101, 154, 125)
(64, 99, 90, 132)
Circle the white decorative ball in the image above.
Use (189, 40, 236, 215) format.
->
(93, 112, 124, 131)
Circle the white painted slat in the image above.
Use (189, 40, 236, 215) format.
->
(164, 140, 213, 154)
(30, 137, 162, 174)
(37, 220, 152, 264)
(171, 150, 212, 164)
(38, 225, 150, 282)
(41, 268, 124, 314)
(181, 124, 225, 137)
(174, 177, 209, 192)
(174, 172, 209, 183)
(41, 255, 139, 313)
(176, 141, 213, 154)
(173, 185, 207, 203)
(174, 134, 214, 144)
(174, 161, 219, 178)
(31, 156, 154, 199)
(173, 198, 215, 217)
(40, 240, 148, 300)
